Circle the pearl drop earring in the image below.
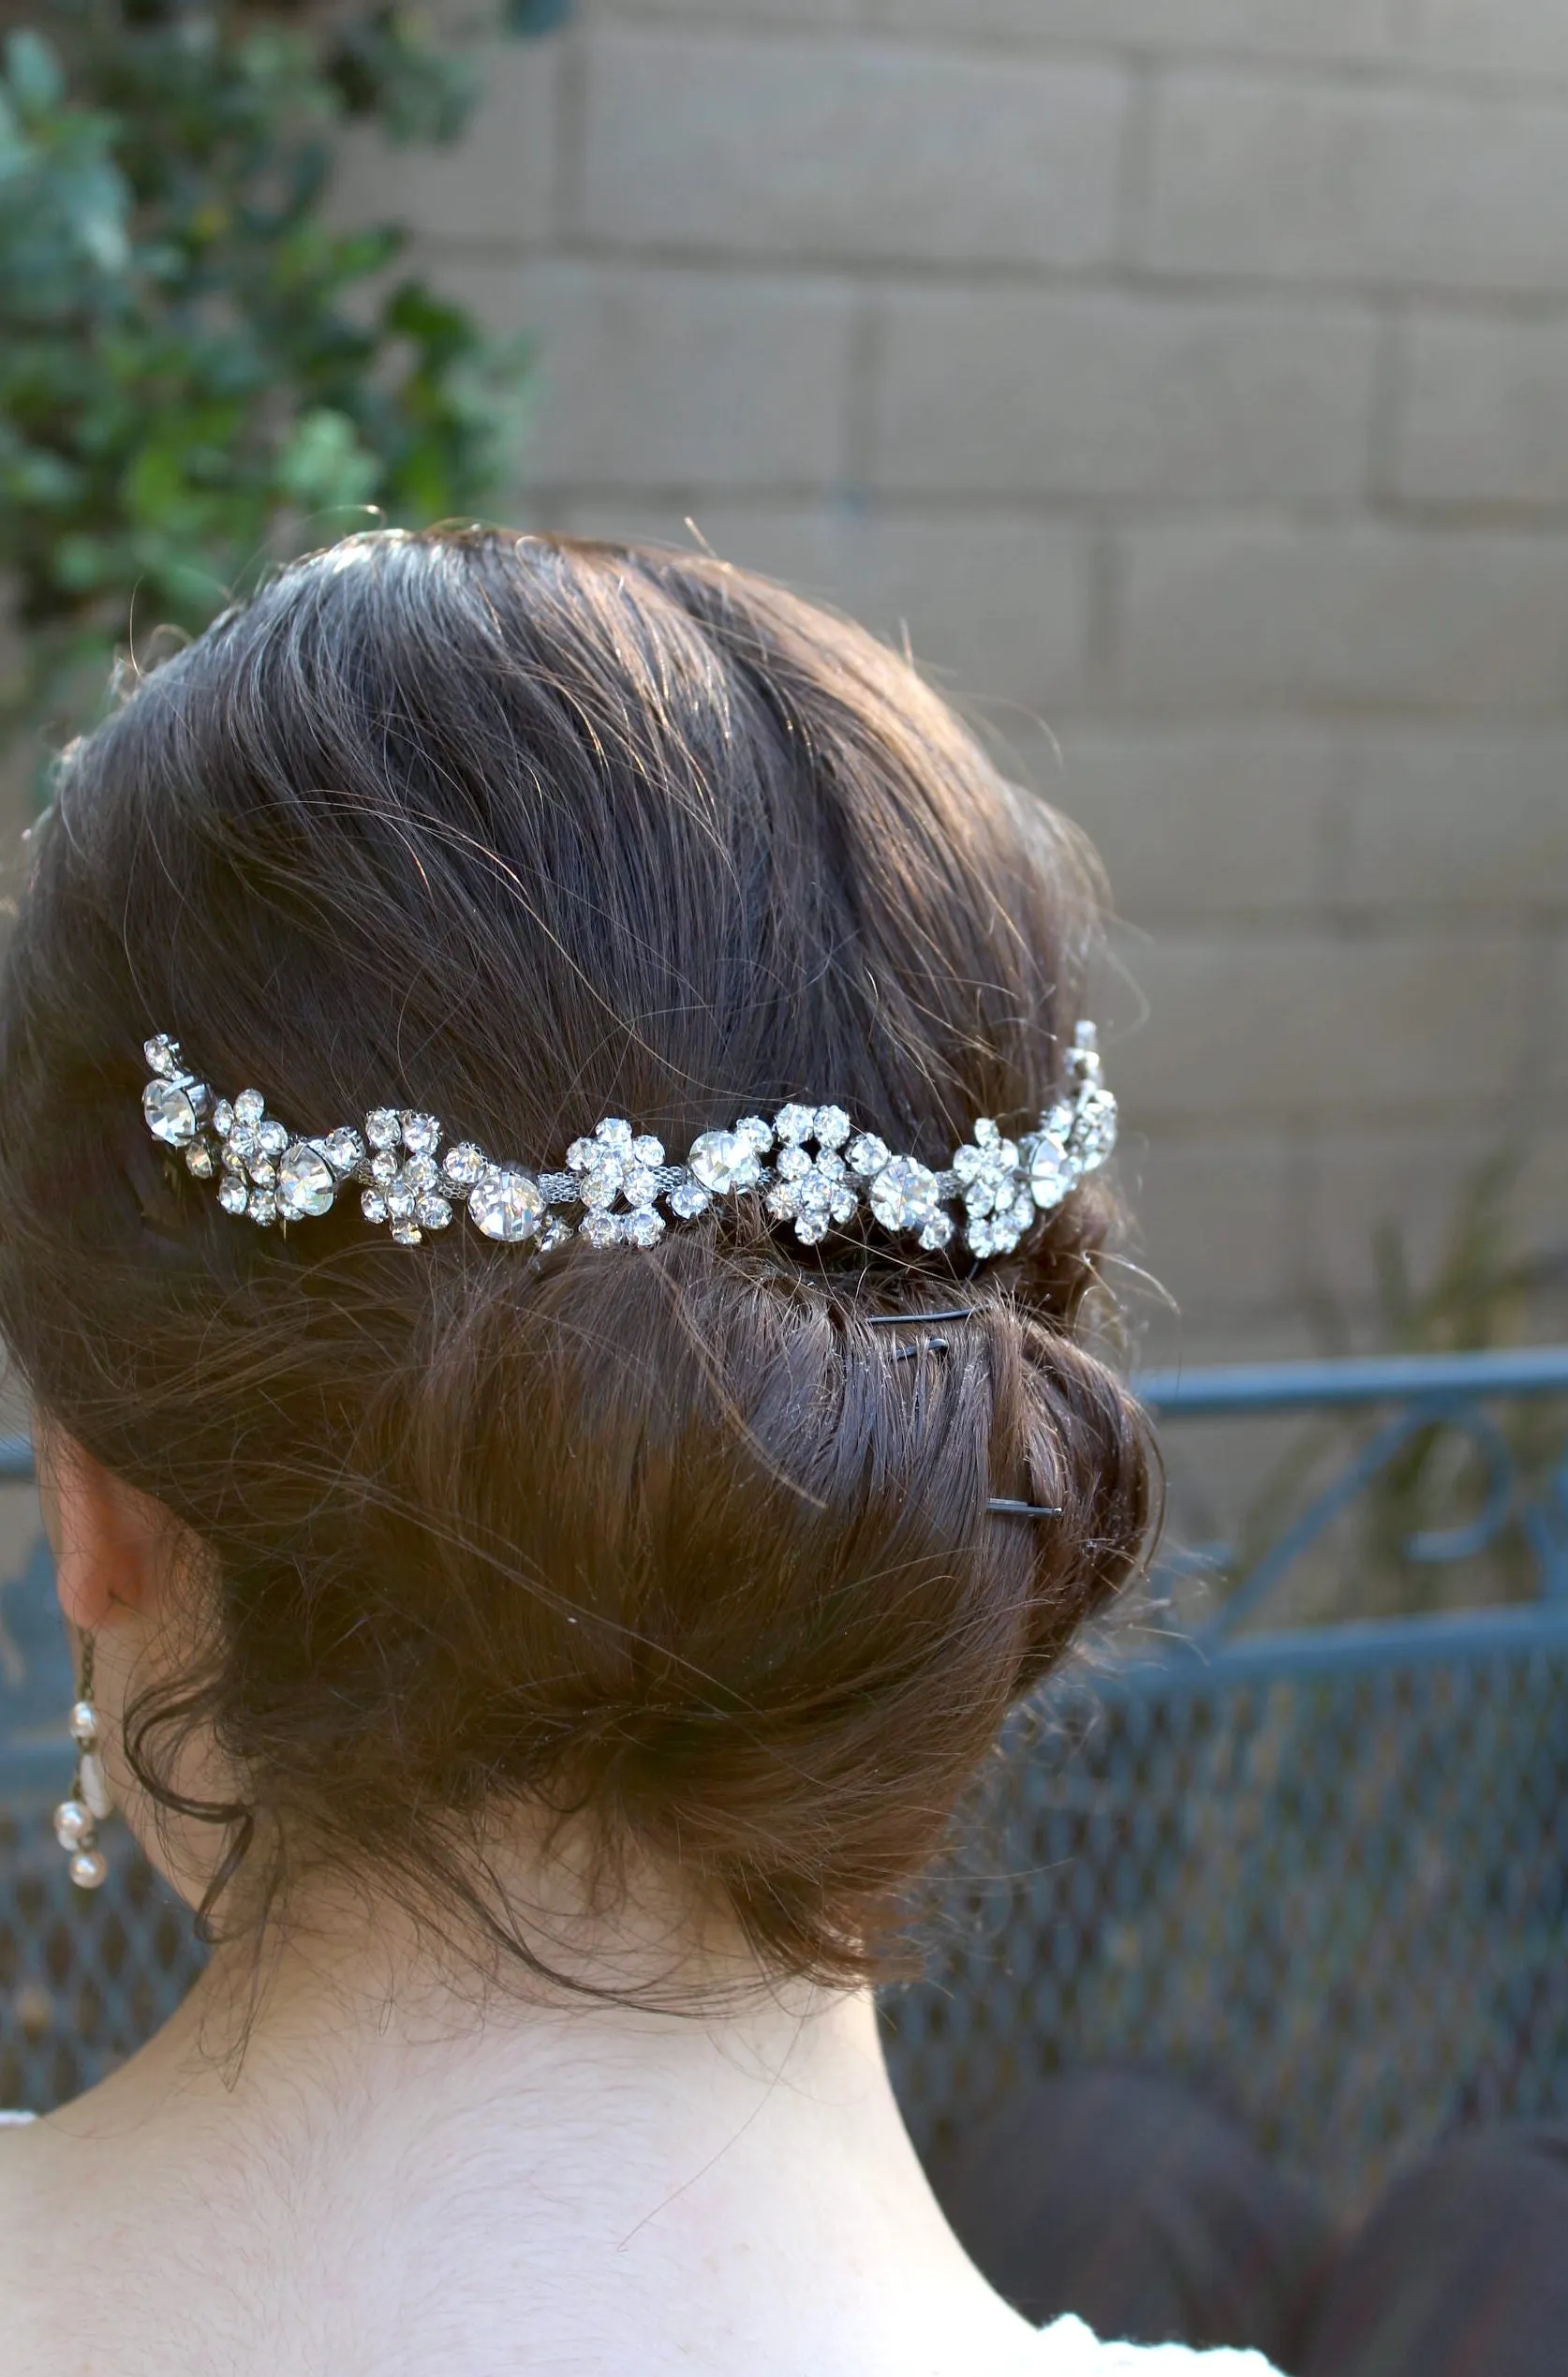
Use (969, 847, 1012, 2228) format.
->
(53, 1636, 111, 1890)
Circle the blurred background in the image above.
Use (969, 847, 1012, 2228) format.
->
(3, 0, 1568, 1388)
(5, 0, 1567, 1389)
(341, 0, 1568, 1387)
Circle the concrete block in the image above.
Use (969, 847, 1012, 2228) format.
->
(586, 0, 857, 21)
(1025, 725, 1338, 922)
(1115, 523, 1568, 717)
(1543, 936, 1568, 1112)
(559, 499, 1097, 714)
(1112, 929, 1534, 1125)
(1395, 314, 1568, 510)
(869, 288, 1376, 502)
(1340, 730, 1568, 911)
(1297, 1126, 1516, 1316)
(1410, 1, 1568, 79)
(1125, 1135, 1294, 1318)
(1515, 1130, 1568, 1264)
(1144, 73, 1568, 295)
(578, 29, 1128, 267)
(331, 37, 560, 246)
(422, 260, 854, 493)
(864, 0, 1396, 63)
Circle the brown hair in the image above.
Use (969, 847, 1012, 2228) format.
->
(0, 528, 1151, 1987)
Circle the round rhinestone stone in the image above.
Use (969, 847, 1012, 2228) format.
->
(666, 1177, 712, 1220)
(143, 1078, 198, 1146)
(249, 1191, 277, 1226)
(257, 1119, 288, 1157)
(361, 1190, 388, 1225)
(389, 1220, 422, 1247)
(597, 1119, 633, 1152)
(234, 1089, 265, 1128)
(365, 1107, 402, 1151)
(624, 1209, 665, 1249)
(321, 1128, 365, 1176)
(217, 1177, 248, 1216)
(846, 1133, 891, 1180)
(737, 1117, 774, 1154)
(774, 1103, 816, 1146)
(688, 1129, 764, 1196)
(442, 1141, 485, 1190)
(1072, 1085, 1118, 1171)
(277, 1144, 336, 1222)
(867, 1156, 940, 1234)
(144, 1035, 179, 1077)
(580, 1210, 624, 1248)
(185, 1143, 214, 1180)
(415, 1194, 452, 1232)
(402, 1112, 440, 1157)
(468, 1167, 545, 1244)
(1029, 1135, 1073, 1211)
(813, 1106, 851, 1149)
(212, 1100, 234, 1137)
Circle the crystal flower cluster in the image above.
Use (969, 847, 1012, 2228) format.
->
(141, 1022, 1117, 1260)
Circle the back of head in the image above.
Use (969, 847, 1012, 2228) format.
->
(0, 527, 1151, 1985)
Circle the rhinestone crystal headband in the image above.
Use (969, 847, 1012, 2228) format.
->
(140, 1024, 1116, 1262)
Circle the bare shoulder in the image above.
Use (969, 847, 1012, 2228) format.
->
(0, 2116, 54, 2377)
(1036, 2317, 1283, 2374)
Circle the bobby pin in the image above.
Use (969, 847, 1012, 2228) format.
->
(893, 1337, 951, 1362)
(865, 1308, 978, 1328)
(986, 1499, 1065, 1519)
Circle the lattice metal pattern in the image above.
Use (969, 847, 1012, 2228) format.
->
(885, 1637, 1568, 2220)
(0, 1812, 205, 2111)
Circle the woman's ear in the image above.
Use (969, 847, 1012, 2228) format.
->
(37, 1424, 169, 1637)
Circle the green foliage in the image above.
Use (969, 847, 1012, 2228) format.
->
(0, 1, 536, 750)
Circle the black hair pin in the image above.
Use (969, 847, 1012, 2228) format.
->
(893, 1337, 950, 1363)
(865, 1315, 1062, 1518)
(865, 1309, 979, 1328)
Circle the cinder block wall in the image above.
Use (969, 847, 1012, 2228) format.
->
(339, 0, 1568, 1362)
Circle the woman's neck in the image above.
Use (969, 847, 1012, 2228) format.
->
(28, 1868, 1040, 2377)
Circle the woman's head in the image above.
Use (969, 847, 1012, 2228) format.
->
(0, 527, 1151, 1988)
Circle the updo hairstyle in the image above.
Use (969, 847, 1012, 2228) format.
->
(0, 529, 1152, 1986)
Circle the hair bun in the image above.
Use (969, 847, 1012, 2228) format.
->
(0, 527, 1152, 1983)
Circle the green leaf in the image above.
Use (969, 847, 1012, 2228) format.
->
(5, 31, 66, 121)
(276, 406, 382, 509)
(0, 0, 540, 759)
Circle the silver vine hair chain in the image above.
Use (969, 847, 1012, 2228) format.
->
(140, 1025, 1117, 1263)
